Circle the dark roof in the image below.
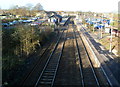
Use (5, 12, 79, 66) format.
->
(50, 14, 62, 19)
(45, 11, 57, 15)
(55, 15, 62, 18)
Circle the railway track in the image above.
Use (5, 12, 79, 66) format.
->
(34, 30, 67, 87)
(73, 24, 100, 87)
(79, 23, 114, 87)
(54, 26, 82, 86)
(19, 17, 71, 87)
(21, 17, 109, 87)
(53, 22, 102, 87)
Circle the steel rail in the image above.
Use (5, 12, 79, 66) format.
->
(75, 27, 100, 87)
(21, 32, 62, 86)
(34, 30, 65, 87)
(73, 28, 85, 87)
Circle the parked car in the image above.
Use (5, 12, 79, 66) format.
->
(22, 20, 27, 23)
(13, 20, 19, 24)
(18, 20, 24, 23)
(31, 18, 38, 21)
(26, 20, 33, 23)
(117, 31, 120, 37)
(112, 29, 118, 35)
(110, 29, 118, 37)
(2, 23, 9, 27)
(30, 23, 38, 26)
(8, 22, 14, 26)
(23, 20, 32, 23)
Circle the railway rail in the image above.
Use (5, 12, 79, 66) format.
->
(20, 17, 111, 87)
(73, 24, 100, 87)
(54, 22, 103, 87)
(54, 26, 82, 86)
(34, 30, 67, 87)
(79, 23, 117, 87)
(19, 17, 70, 87)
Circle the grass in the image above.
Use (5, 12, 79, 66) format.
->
(99, 36, 118, 51)
(87, 28, 118, 52)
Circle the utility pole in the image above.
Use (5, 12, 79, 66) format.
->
(93, 13, 95, 32)
(101, 14, 103, 38)
(100, 25, 103, 38)
(109, 15, 114, 53)
(93, 24, 95, 32)
(109, 25, 113, 52)
(99, 24, 103, 39)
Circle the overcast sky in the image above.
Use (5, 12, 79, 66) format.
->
(0, 0, 119, 12)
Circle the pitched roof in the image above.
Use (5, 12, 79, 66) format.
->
(50, 14, 62, 18)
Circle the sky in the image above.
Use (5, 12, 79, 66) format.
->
(0, 0, 119, 12)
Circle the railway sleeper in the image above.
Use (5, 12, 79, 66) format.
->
(40, 81, 52, 84)
(44, 71, 55, 73)
(43, 72, 55, 75)
(41, 78, 53, 81)
(42, 75, 54, 78)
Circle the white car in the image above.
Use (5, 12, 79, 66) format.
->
(30, 23, 38, 26)
(8, 22, 14, 26)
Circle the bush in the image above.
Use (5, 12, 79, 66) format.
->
(20, 18, 28, 20)
(2, 25, 55, 69)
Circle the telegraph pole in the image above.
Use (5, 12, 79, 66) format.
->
(109, 14, 114, 53)
(101, 14, 103, 38)
(109, 25, 113, 52)
(93, 13, 94, 32)
(100, 26, 103, 38)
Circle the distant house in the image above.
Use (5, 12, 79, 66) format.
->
(45, 11, 57, 17)
(105, 27, 111, 33)
(48, 17, 56, 23)
(48, 14, 62, 26)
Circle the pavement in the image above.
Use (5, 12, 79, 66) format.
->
(78, 24, 120, 86)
